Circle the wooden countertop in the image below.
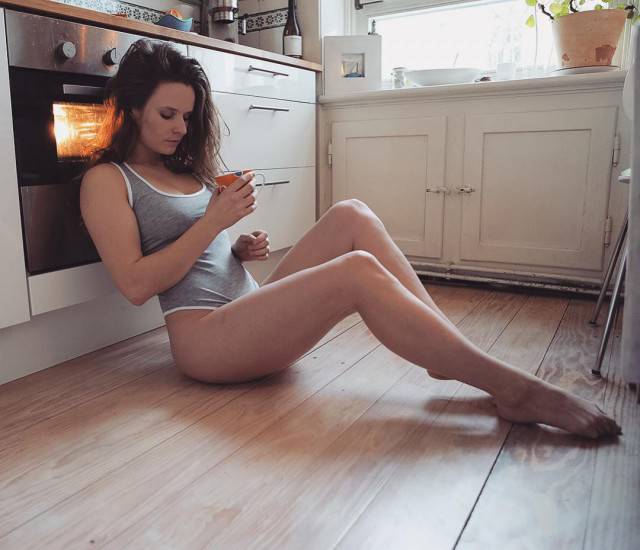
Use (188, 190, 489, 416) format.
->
(0, 0, 323, 72)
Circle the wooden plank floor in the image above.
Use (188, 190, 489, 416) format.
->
(0, 283, 636, 550)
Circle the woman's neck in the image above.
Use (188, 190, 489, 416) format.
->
(127, 142, 165, 168)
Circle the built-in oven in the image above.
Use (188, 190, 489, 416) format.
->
(5, 10, 143, 275)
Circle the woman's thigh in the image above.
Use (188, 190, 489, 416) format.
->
(168, 251, 372, 384)
(261, 199, 367, 286)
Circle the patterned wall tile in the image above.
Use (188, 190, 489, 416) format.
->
(53, 0, 201, 31)
(241, 8, 287, 33)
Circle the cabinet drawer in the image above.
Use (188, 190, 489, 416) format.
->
(226, 167, 316, 252)
(189, 46, 315, 103)
(215, 92, 315, 170)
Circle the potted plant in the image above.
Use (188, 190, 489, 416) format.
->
(524, 1, 639, 69)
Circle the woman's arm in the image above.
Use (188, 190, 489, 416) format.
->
(80, 163, 223, 306)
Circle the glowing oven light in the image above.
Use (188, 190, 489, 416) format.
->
(53, 102, 106, 159)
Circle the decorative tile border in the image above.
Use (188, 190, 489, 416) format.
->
(52, 0, 201, 31)
(54, 0, 164, 22)
(52, 0, 284, 36)
(241, 8, 287, 33)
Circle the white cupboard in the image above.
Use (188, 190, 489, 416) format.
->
(213, 92, 315, 170)
(331, 116, 447, 258)
(459, 108, 617, 271)
(323, 74, 628, 284)
(0, 8, 30, 330)
(189, 45, 317, 252)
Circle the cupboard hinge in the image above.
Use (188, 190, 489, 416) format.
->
(327, 142, 333, 166)
(604, 216, 613, 246)
(612, 134, 621, 167)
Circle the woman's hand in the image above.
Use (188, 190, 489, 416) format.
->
(231, 230, 270, 262)
(204, 172, 256, 232)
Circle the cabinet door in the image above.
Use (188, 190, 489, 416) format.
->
(226, 167, 316, 252)
(189, 45, 315, 103)
(459, 108, 617, 271)
(0, 9, 30, 329)
(331, 117, 447, 258)
(214, 92, 315, 170)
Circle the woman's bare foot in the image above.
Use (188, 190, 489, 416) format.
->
(494, 379, 622, 439)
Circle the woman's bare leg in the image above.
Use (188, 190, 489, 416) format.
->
(263, 200, 444, 316)
(346, 253, 621, 439)
(262, 199, 460, 378)
(174, 251, 620, 439)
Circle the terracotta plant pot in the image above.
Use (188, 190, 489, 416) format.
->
(552, 9, 627, 69)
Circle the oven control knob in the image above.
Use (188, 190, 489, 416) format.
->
(103, 48, 120, 66)
(56, 41, 77, 61)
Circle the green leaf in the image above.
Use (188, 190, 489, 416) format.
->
(525, 0, 537, 6)
(595, 4, 603, 9)
(550, 2, 563, 15)
(525, 14, 536, 26)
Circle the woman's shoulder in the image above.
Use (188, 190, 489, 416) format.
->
(82, 161, 123, 183)
(80, 162, 130, 204)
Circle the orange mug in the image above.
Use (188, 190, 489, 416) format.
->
(214, 170, 265, 197)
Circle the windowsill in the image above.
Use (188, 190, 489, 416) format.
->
(319, 69, 628, 105)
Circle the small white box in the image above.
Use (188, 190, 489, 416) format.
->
(323, 35, 382, 95)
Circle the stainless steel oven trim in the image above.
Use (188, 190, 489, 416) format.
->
(5, 10, 187, 76)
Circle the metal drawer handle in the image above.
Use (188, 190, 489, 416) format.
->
(425, 187, 450, 195)
(248, 65, 290, 77)
(256, 180, 291, 187)
(249, 105, 291, 112)
(457, 186, 476, 194)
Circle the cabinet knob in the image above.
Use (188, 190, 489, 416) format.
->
(457, 187, 476, 194)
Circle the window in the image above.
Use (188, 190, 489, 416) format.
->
(352, 0, 606, 81)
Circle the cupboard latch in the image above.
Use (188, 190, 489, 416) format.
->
(425, 187, 450, 194)
(603, 216, 612, 246)
(612, 134, 621, 167)
(328, 142, 333, 166)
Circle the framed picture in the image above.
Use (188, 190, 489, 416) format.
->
(323, 35, 382, 95)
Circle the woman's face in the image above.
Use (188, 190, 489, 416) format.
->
(132, 81, 195, 156)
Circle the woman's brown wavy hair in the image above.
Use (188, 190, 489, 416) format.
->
(89, 39, 222, 185)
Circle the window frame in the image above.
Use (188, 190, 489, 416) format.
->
(348, 0, 635, 70)
(350, 0, 495, 35)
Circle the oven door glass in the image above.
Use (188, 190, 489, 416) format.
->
(10, 68, 109, 275)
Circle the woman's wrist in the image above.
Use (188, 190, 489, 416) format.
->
(201, 214, 222, 237)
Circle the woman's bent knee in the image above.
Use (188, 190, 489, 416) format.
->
(331, 198, 375, 224)
(337, 250, 391, 301)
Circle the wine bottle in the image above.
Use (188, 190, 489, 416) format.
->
(283, 0, 302, 58)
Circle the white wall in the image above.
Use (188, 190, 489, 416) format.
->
(237, 0, 344, 64)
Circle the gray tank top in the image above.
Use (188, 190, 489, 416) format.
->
(112, 162, 259, 318)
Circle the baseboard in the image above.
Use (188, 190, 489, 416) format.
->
(0, 291, 165, 386)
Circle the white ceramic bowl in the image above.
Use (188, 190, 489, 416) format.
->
(404, 68, 482, 86)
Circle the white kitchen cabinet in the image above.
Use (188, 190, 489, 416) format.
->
(459, 108, 617, 271)
(226, 167, 316, 251)
(331, 116, 447, 258)
(322, 73, 628, 284)
(190, 44, 317, 252)
(0, 8, 30, 330)
(213, 91, 315, 170)
(189, 46, 315, 103)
